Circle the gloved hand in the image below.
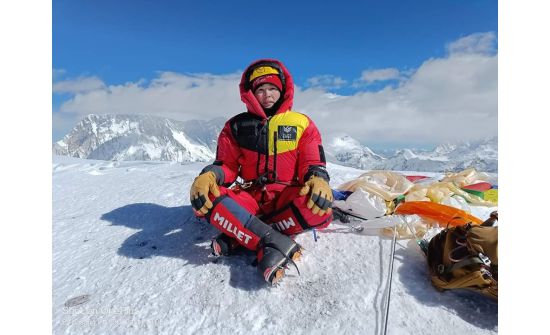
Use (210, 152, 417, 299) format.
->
(299, 176, 333, 216)
(190, 171, 221, 215)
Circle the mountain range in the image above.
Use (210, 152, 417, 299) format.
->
(53, 114, 224, 162)
(53, 114, 497, 172)
(325, 135, 497, 172)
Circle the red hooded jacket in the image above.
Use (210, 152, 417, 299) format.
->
(202, 59, 329, 207)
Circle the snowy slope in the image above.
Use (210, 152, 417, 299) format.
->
(52, 156, 497, 335)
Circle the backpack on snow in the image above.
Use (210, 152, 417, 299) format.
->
(426, 215, 498, 300)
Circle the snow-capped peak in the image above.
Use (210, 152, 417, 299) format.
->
(323, 135, 497, 173)
(53, 114, 224, 163)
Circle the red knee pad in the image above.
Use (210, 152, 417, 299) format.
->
(194, 187, 260, 217)
(208, 187, 260, 213)
(265, 195, 333, 235)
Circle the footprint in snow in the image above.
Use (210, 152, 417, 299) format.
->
(64, 294, 90, 308)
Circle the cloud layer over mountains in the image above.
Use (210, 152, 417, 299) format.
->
(53, 32, 497, 149)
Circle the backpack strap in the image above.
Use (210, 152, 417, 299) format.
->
(440, 253, 490, 275)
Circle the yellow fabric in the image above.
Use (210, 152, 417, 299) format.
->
(405, 182, 495, 206)
(441, 168, 493, 188)
(268, 111, 310, 155)
(483, 189, 498, 204)
(249, 66, 280, 82)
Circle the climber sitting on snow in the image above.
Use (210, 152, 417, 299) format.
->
(189, 58, 333, 285)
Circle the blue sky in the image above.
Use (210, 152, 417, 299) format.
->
(53, 0, 498, 149)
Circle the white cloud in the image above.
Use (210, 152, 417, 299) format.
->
(296, 32, 497, 147)
(359, 68, 401, 84)
(53, 32, 497, 147)
(53, 72, 243, 138)
(53, 76, 106, 94)
(446, 31, 497, 56)
(306, 75, 347, 89)
(52, 112, 80, 140)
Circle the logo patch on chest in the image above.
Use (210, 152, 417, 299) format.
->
(277, 125, 297, 141)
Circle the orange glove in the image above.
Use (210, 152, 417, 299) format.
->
(189, 171, 221, 215)
(299, 176, 333, 216)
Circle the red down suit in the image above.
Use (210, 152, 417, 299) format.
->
(199, 59, 332, 250)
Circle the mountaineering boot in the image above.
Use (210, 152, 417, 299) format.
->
(211, 233, 243, 256)
(257, 245, 303, 285)
(246, 216, 302, 285)
(205, 195, 301, 283)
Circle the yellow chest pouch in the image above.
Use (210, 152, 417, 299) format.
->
(267, 111, 309, 155)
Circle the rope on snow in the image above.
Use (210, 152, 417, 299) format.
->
(382, 227, 397, 335)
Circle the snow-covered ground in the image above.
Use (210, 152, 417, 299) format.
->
(52, 156, 497, 335)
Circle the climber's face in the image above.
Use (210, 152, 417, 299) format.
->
(254, 83, 281, 109)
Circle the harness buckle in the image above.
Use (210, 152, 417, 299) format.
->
(240, 181, 254, 189)
(480, 267, 493, 279)
(478, 253, 492, 266)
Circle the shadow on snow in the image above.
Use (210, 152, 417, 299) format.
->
(395, 239, 497, 331)
(101, 203, 498, 329)
(101, 203, 266, 291)
(318, 227, 497, 331)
